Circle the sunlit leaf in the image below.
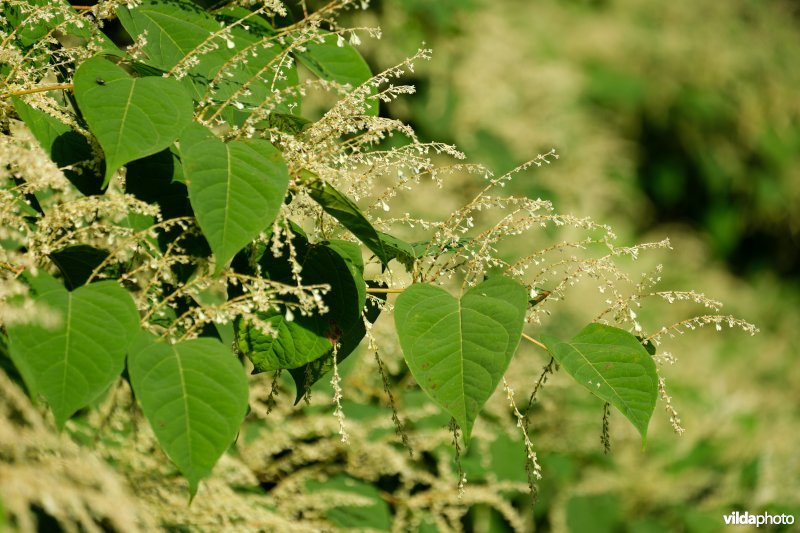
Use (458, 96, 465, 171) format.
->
(6, 273, 140, 429)
(394, 276, 528, 443)
(541, 323, 658, 445)
(73, 57, 193, 187)
(180, 123, 289, 272)
(127, 333, 249, 498)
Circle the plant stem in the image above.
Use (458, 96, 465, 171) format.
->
(522, 332, 547, 351)
(366, 287, 405, 294)
(1, 83, 74, 99)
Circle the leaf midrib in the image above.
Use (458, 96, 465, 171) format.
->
(59, 294, 74, 415)
(171, 344, 194, 474)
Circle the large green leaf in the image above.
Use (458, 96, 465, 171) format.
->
(6, 274, 140, 429)
(540, 323, 658, 445)
(117, 0, 217, 72)
(294, 32, 377, 116)
(394, 276, 528, 443)
(180, 123, 289, 273)
(127, 334, 249, 498)
(73, 57, 193, 187)
(305, 178, 390, 265)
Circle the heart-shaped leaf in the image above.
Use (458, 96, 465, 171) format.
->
(127, 334, 249, 498)
(180, 123, 289, 272)
(119, 1, 299, 121)
(541, 323, 658, 445)
(394, 276, 528, 444)
(6, 274, 140, 429)
(73, 57, 193, 187)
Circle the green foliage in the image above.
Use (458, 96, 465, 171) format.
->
(394, 276, 527, 442)
(294, 32, 378, 116)
(304, 176, 391, 265)
(128, 333, 249, 498)
(541, 324, 658, 445)
(180, 122, 289, 271)
(73, 57, 194, 186)
(6, 273, 139, 429)
(0, 0, 757, 528)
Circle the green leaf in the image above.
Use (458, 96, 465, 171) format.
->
(236, 310, 332, 373)
(73, 57, 194, 187)
(289, 280, 386, 403)
(117, 0, 219, 73)
(119, 1, 299, 120)
(394, 276, 528, 444)
(305, 178, 390, 265)
(294, 32, 377, 116)
(324, 239, 366, 310)
(127, 334, 249, 498)
(540, 323, 658, 445)
(236, 242, 362, 373)
(6, 275, 140, 429)
(180, 123, 289, 273)
(4, 0, 117, 51)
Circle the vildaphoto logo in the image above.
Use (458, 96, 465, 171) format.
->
(723, 511, 795, 527)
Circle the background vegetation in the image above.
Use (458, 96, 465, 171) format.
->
(349, 0, 800, 530)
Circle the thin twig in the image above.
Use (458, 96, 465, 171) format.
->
(1, 83, 74, 99)
(521, 332, 547, 351)
(365, 287, 404, 294)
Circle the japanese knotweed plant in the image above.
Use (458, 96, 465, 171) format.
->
(0, 0, 756, 504)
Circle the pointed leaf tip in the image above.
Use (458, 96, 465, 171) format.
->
(128, 334, 249, 496)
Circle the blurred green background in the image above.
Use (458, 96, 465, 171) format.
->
(341, 0, 800, 530)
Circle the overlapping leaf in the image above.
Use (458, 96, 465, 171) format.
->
(127, 334, 249, 497)
(236, 241, 362, 373)
(541, 323, 658, 445)
(73, 57, 193, 186)
(119, 0, 299, 120)
(180, 123, 289, 272)
(394, 276, 528, 443)
(6, 274, 140, 429)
